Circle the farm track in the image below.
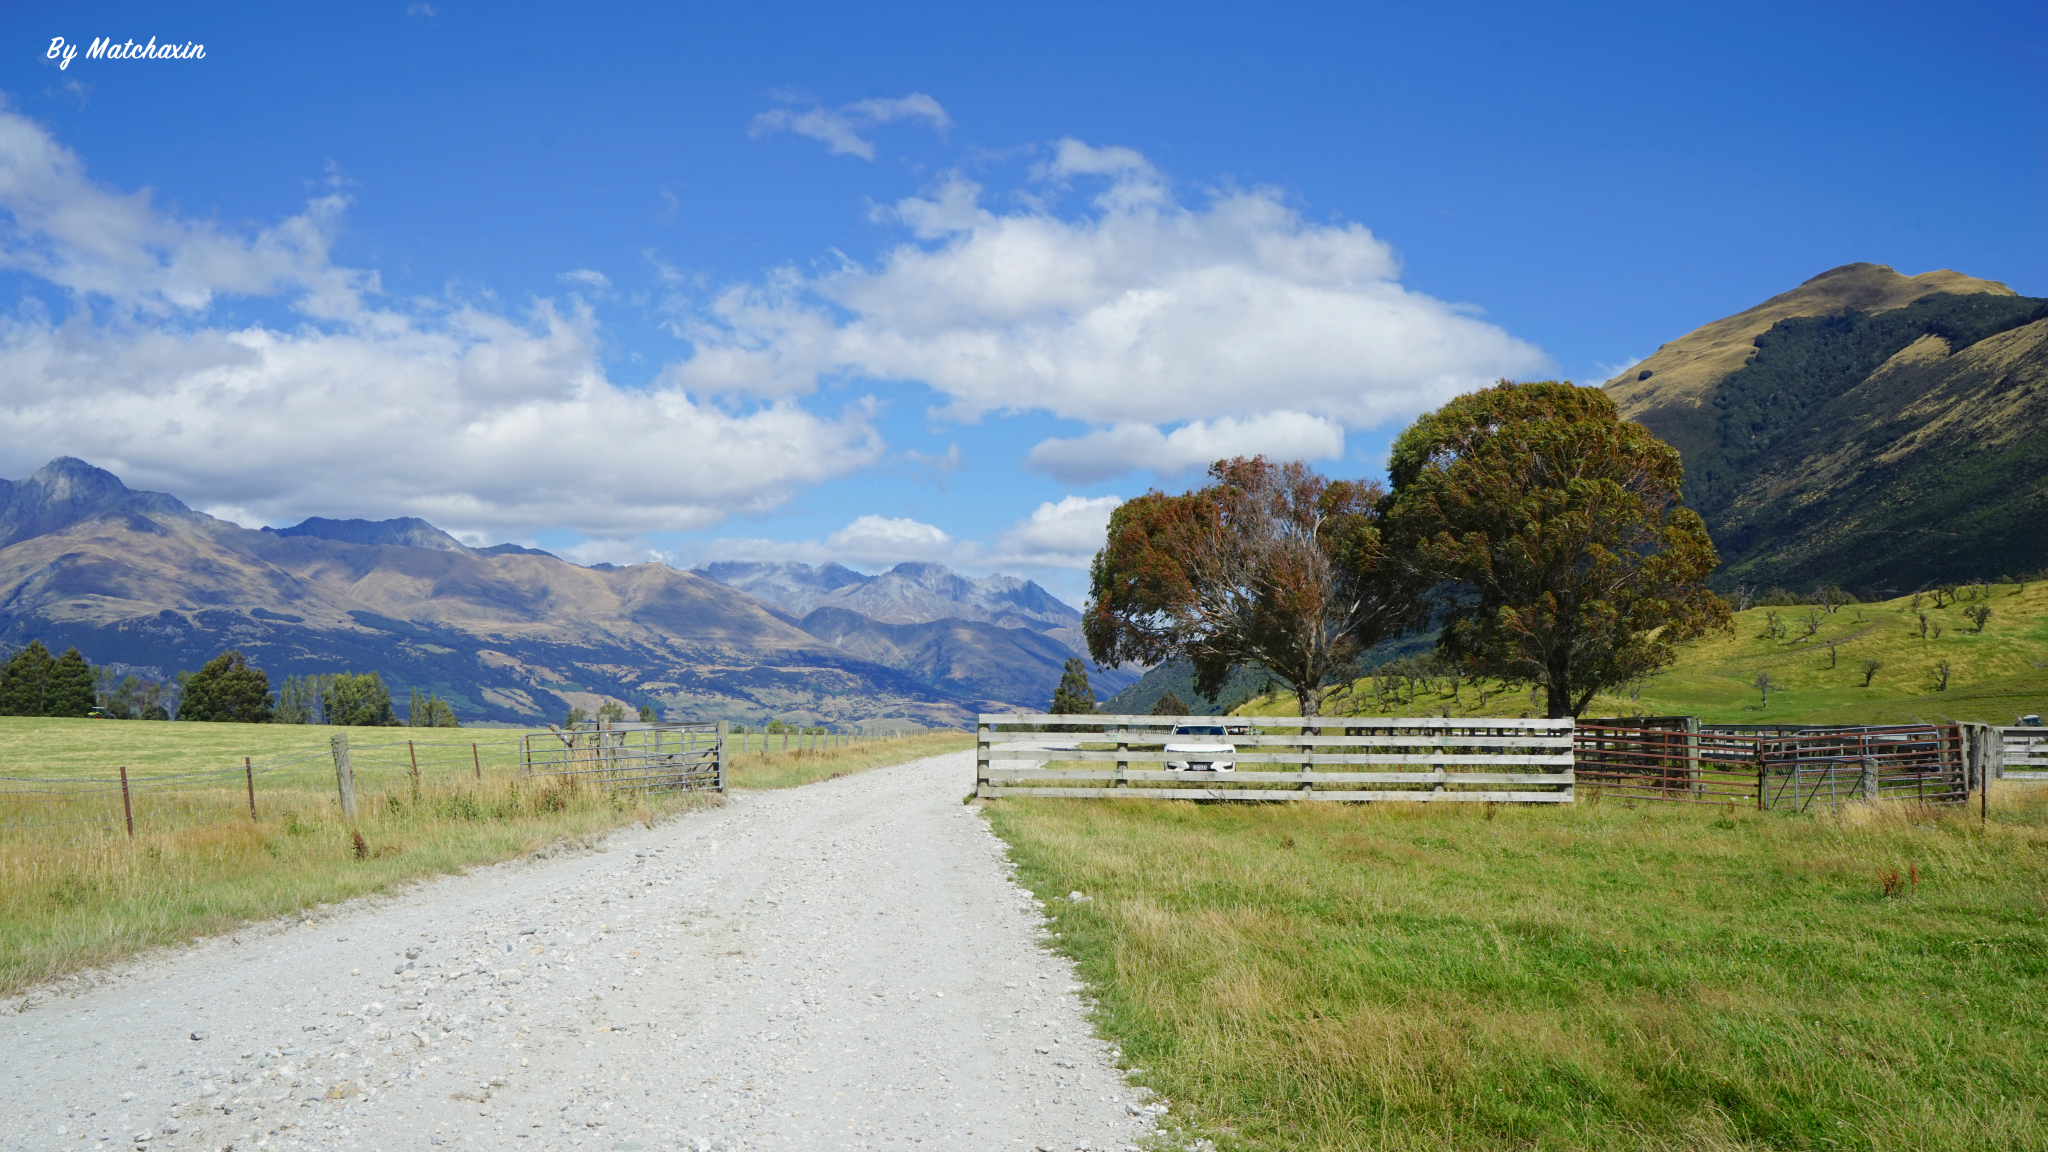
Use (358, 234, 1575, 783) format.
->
(2, 751, 1161, 1152)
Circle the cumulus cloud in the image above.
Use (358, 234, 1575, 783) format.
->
(748, 93, 952, 161)
(671, 141, 1549, 442)
(694, 496, 1120, 575)
(0, 108, 880, 537)
(987, 495, 1122, 569)
(1024, 411, 1343, 484)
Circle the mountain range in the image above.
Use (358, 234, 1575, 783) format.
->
(1604, 262, 2048, 595)
(0, 459, 1114, 726)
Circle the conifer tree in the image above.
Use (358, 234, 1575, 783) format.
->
(44, 648, 96, 717)
(0, 641, 56, 716)
(1049, 658, 1096, 714)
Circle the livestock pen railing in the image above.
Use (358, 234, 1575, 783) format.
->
(977, 714, 1574, 802)
(1574, 722, 1968, 810)
(517, 720, 724, 795)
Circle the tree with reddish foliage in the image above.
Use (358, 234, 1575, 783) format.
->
(1085, 457, 1424, 718)
(1388, 380, 1729, 719)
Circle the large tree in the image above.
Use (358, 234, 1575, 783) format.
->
(1388, 380, 1729, 719)
(179, 650, 276, 723)
(0, 641, 56, 716)
(1086, 457, 1423, 718)
(44, 648, 96, 717)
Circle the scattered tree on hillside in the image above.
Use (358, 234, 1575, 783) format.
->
(1964, 605, 1993, 633)
(1753, 672, 1773, 705)
(44, 648, 95, 717)
(1387, 381, 1730, 719)
(1087, 457, 1423, 718)
(0, 640, 55, 716)
(1824, 641, 1840, 669)
(1860, 658, 1882, 687)
(1150, 690, 1190, 717)
(596, 701, 628, 725)
(1935, 659, 1953, 691)
(1917, 613, 1929, 639)
(406, 687, 461, 727)
(179, 650, 275, 723)
(562, 705, 588, 729)
(1050, 658, 1096, 714)
(324, 672, 395, 726)
(638, 703, 658, 723)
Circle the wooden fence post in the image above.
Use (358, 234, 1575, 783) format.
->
(715, 719, 728, 793)
(1861, 756, 1878, 803)
(245, 757, 257, 820)
(119, 764, 134, 839)
(472, 742, 482, 783)
(1301, 719, 1316, 797)
(407, 739, 421, 799)
(332, 732, 358, 823)
(1116, 720, 1129, 789)
(977, 718, 992, 798)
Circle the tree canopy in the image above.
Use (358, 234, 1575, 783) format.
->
(1388, 380, 1729, 718)
(1150, 690, 1190, 717)
(0, 641, 56, 716)
(325, 672, 395, 726)
(1049, 658, 1096, 714)
(179, 650, 275, 723)
(1086, 457, 1423, 717)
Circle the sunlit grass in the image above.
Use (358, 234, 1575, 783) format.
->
(724, 731, 974, 789)
(1234, 583, 2048, 725)
(987, 782, 2048, 1151)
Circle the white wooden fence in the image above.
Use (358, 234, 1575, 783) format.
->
(1999, 726, 2048, 781)
(977, 714, 1574, 802)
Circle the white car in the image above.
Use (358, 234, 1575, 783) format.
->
(1163, 724, 1236, 772)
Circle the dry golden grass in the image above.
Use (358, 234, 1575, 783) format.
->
(723, 731, 973, 790)
(987, 783, 2048, 1151)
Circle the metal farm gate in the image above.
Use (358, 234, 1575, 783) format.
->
(1573, 721, 1969, 810)
(519, 720, 725, 794)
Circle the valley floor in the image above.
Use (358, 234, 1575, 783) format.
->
(2, 752, 1160, 1152)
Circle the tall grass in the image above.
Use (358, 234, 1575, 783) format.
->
(986, 783, 2048, 1151)
(0, 768, 709, 996)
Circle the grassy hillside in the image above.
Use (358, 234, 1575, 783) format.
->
(1231, 582, 2048, 725)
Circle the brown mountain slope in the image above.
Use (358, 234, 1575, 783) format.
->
(1603, 263, 2014, 460)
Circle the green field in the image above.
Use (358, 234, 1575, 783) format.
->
(986, 785, 2048, 1151)
(1234, 583, 2048, 725)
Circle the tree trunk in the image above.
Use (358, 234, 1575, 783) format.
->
(1297, 682, 1320, 718)
(1545, 678, 1573, 720)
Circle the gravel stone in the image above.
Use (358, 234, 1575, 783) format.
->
(0, 751, 1161, 1149)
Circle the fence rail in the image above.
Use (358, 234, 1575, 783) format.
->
(1574, 722, 1969, 809)
(977, 714, 1574, 802)
(2000, 727, 2048, 780)
(517, 720, 725, 795)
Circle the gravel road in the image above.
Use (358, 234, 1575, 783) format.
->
(3, 751, 1166, 1152)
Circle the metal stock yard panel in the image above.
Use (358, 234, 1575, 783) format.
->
(977, 715, 1573, 802)
(519, 720, 725, 794)
(1575, 723, 1967, 808)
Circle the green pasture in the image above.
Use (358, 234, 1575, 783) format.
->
(987, 783, 2048, 1152)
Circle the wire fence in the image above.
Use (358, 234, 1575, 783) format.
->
(0, 728, 699, 850)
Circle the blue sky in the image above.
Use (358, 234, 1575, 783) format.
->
(1, 1, 2042, 604)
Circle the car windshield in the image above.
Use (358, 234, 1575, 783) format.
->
(1172, 725, 1226, 737)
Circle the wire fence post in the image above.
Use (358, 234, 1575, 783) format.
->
(331, 732, 358, 824)
(407, 739, 421, 801)
(472, 742, 482, 783)
(715, 719, 728, 793)
(119, 765, 134, 839)
(245, 756, 257, 820)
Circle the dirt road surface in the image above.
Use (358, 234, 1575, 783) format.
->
(3, 751, 1165, 1152)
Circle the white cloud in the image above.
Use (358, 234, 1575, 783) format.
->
(1024, 411, 1344, 483)
(671, 142, 1549, 438)
(987, 495, 1122, 569)
(0, 107, 882, 538)
(560, 268, 611, 292)
(691, 496, 1119, 576)
(748, 93, 952, 162)
(0, 102, 373, 319)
